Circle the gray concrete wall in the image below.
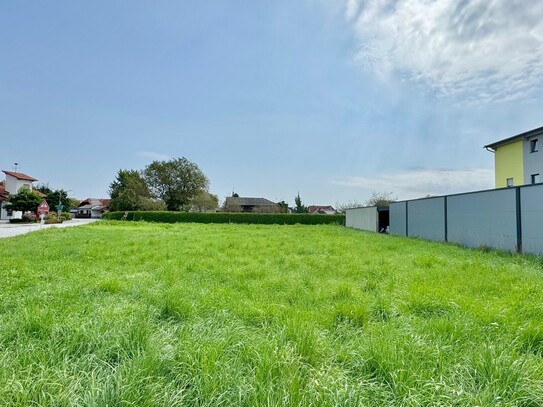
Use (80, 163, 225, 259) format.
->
(389, 202, 407, 236)
(520, 184, 543, 255)
(345, 207, 378, 232)
(447, 189, 517, 251)
(407, 197, 446, 241)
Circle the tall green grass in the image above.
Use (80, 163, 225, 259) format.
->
(0, 221, 542, 405)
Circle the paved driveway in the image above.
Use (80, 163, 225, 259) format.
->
(0, 218, 100, 239)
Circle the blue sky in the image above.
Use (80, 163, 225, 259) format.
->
(1, 1, 542, 206)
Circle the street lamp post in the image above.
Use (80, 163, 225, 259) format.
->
(56, 190, 72, 219)
(57, 193, 62, 218)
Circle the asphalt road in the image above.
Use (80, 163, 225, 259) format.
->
(0, 218, 100, 239)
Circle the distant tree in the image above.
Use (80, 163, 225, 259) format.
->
(34, 183, 53, 195)
(144, 157, 209, 211)
(222, 198, 242, 212)
(188, 191, 219, 212)
(294, 193, 308, 213)
(109, 188, 140, 212)
(109, 169, 152, 211)
(5, 187, 42, 214)
(364, 191, 395, 207)
(254, 204, 282, 213)
(46, 189, 75, 211)
(109, 170, 150, 200)
(335, 200, 365, 213)
(232, 191, 239, 198)
(277, 200, 288, 213)
(68, 198, 81, 210)
(139, 197, 167, 211)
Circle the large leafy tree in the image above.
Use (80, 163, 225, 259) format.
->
(34, 183, 53, 196)
(46, 189, 75, 211)
(5, 187, 42, 214)
(109, 170, 152, 211)
(144, 157, 209, 211)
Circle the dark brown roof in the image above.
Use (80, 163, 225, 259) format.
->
(484, 126, 543, 151)
(2, 170, 38, 182)
(226, 197, 276, 206)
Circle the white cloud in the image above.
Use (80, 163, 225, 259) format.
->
(334, 167, 494, 200)
(345, 0, 361, 21)
(345, 0, 543, 102)
(136, 151, 171, 161)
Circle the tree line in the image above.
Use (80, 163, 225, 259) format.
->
(109, 157, 218, 212)
(5, 185, 78, 216)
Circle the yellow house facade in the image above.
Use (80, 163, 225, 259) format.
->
(484, 126, 543, 188)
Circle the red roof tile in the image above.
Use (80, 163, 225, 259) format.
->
(79, 198, 111, 207)
(2, 170, 38, 182)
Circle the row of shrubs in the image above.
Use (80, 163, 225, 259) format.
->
(44, 212, 72, 224)
(103, 211, 346, 225)
(9, 212, 72, 224)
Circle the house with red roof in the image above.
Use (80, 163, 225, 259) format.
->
(76, 198, 111, 218)
(0, 170, 39, 220)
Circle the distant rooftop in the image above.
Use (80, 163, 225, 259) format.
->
(484, 126, 543, 151)
(226, 197, 276, 206)
(2, 170, 38, 182)
(79, 198, 111, 207)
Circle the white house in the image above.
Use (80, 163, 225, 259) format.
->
(76, 198, 111, 218)
(0, 170, 39, 220)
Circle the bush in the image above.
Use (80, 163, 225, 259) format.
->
(103, 211, 346, 225)
(60, 212, 72, 221)
(44, 213, 63, 224)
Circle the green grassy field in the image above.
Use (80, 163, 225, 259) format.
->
(1, 222, 542, 406)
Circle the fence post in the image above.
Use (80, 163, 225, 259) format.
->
(405, 201, 409, 237)
(516, 187, 522, 253)
(444, 196, 448, 242)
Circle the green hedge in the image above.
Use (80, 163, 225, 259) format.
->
(103, 211, 345, 225)
(9, 218, 37, 224)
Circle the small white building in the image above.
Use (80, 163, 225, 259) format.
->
(76, 198, 110, 218)
(0, 170, 39, 220)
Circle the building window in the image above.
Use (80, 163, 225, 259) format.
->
(531, 174, 540, 184)
(506, 178, 514, 187)
(530, 139, 538, 152)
